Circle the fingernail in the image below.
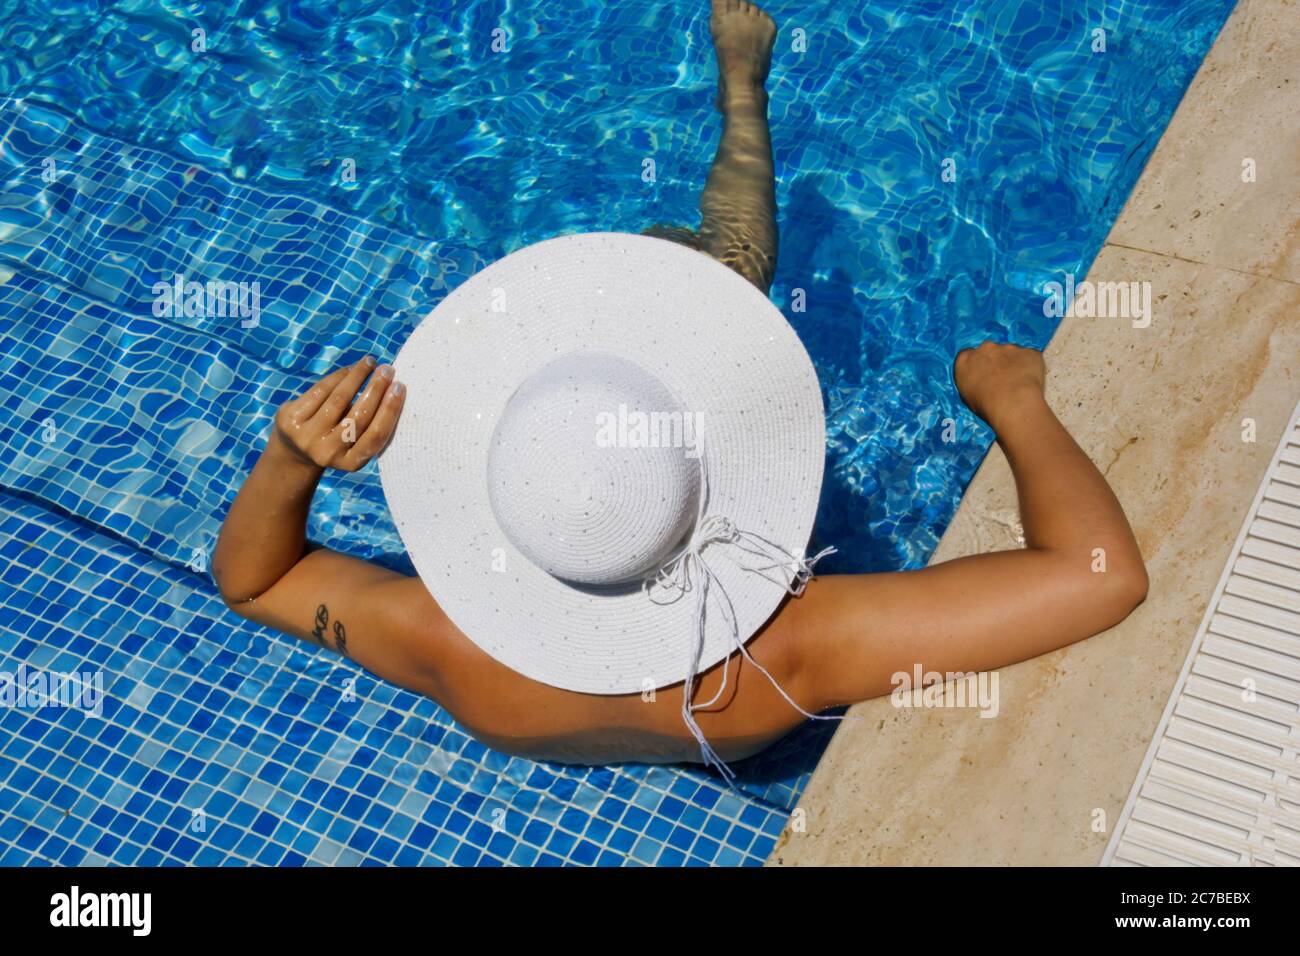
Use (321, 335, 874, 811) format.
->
(390, 381, 404, 397)
(379, 364, 394, 379)
(362, 355, 376, 367)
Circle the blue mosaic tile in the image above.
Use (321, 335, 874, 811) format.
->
(0, 495, 789, 865)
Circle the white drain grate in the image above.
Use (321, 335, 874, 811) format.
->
(1104, 398, 1300, 867)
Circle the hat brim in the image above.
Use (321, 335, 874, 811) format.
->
(379, 232, 825, 695)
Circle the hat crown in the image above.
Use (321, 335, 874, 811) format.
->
(486, 352, 702, 586)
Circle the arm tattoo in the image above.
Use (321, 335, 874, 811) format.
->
(311, 605, 329, 644)
(311, 603, 350, 657)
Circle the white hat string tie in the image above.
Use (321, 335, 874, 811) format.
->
(644, 449, 842, 784)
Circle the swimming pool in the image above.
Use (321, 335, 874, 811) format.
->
(0, 0, 1236, 865)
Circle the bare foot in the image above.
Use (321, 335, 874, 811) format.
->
(710, 0, 777, 110)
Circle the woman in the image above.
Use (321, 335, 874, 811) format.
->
(213, 0, 1147, 770)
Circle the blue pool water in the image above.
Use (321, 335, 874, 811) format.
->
(0, 0, 1235, 865)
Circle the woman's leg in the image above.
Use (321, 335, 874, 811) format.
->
(641, 223, 706, 250)
(697, 0, 779, 293)
(643, 1, 779, 294)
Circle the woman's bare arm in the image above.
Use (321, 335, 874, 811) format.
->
(211, 358, 451, 698)
(789, 342, 1148, 710)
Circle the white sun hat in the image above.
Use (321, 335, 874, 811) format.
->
(379, 232, 833, 774)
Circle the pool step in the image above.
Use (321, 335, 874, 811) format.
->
(1104, 399, 1300, 867)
